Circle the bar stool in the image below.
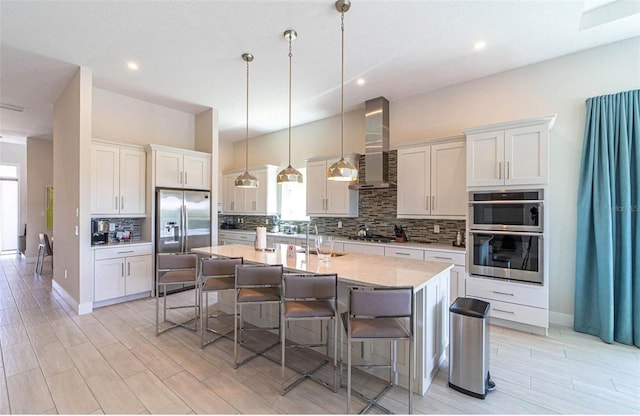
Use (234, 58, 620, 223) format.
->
(156, 253, 199, 336)
(234, 264, 283, 368)
(35, 233, 53, 274)
(280, 272, 338, 396)
(199, 256, 243, 348)
(341, 285, 414, 414)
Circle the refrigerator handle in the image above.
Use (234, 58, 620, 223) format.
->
(181, 203, 186, 253)
(183, 202, 189, 252)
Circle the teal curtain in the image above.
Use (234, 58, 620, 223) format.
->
(575, 89, 640, 346)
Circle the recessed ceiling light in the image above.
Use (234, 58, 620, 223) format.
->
(357, 78, 365, 85)
(474, 41, 486, 51)
(127, 62, 139, 70)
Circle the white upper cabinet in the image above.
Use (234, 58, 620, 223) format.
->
(464, 115, 556, 188)
(222, 165, 278, 215)
(91, 141, 146, 216)
(306, 155, 358, 217)
(397, 138, 466, 219)
(149, 145, 211, 190)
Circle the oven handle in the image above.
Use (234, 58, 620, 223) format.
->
(469, 230, 543, 237)
(469, 200, 544, 205)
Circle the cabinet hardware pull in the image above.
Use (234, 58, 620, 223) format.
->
(121, 263, 124, 277)
(115, 196, 118, 210)
(425, 196, 429, 211)
(121, 196, 124, 210)
(117, 251, 135, 254)
(492, 290, 515, 296)
(432, 196, 436, 211)
(498, 162, 502, 179)
(506, 162, 510, 179)
(184, 172, 188, 184)
(493, 308, 514, 314)
(127, 263, 131, 276)
(395, 252, 410, 256)
(231, 202, 235, 210)
(435, 256, 452, 260)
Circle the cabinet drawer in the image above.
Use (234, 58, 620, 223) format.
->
(342, 243, 385, 256)
(94, 244, 152, 260)
(232, 233, 254, 242)
(466, 277, 547, 309)
(384, 247, 424, 260)
(472, 296, 548, 328)
(424, 250, 465, 266)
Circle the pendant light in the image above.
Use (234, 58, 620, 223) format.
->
(235, 53, 259, 188)
(277, 29, 304, 184)
(327, 0, 358, 181)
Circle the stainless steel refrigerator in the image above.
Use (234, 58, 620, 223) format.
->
(156, 188, 211, 292)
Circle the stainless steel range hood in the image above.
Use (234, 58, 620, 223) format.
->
(349, 96, 393, 190)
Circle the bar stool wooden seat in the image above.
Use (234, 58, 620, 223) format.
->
(234, 264, 283, 368)
(199, 256, 243, 348)
(280, 272, 338, 396)
(155, 253, 198, 336)
(341, 285, 414, 414)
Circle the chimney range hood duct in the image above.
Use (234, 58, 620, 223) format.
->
(349, 96, 393, 190)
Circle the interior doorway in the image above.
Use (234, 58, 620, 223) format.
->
(0, 164, 19, 253)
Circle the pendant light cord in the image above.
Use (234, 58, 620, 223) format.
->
(340, 10, 345, 160)
(245, 59, 250, 171)
(288, 37, 293, 167)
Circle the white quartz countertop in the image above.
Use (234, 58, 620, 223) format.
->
(192, 244, 453, 290)
(218, 229, 465, 253)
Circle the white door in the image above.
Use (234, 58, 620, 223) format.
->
(306, 160, 327, 215)
(397, 146, 429, 215)
(125, 255, 152, 295)
(94, 258, 125, 302)
(325, 159, 351, 215)
(183, 154, 211, 190)
(466, 131, 504, 187)
(223, 174, 237, 213)
(431, 141, 466, 217)
(155, 150, 183, 188)
(505, 124, 548, 185)
(119, 147, 146, 215)
(90, 143, 120, 215)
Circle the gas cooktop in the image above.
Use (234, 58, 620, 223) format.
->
(347, 235, 395, 243)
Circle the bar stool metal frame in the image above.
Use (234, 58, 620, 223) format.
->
(35, 233, 53, 275)
(155, 253, 199, 336)
(234, 264, 283, 369)
(341, 285, 415, 414)
(280, 272, 338, 396)
(199, 256, 243, 348)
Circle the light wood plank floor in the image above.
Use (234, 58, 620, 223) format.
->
(1, 253, 639, 414)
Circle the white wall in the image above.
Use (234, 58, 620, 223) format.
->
(26, 138, 53, 258)
(229, 37, 640, 321)
(92, 88, 195, 148)
(0, 142, 27, 242)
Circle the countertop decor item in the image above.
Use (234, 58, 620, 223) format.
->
(235, 53, 259, 188)
(277, 29, 304, 184)
(394, 224, 408, 243)
(327, 0, 358, 182)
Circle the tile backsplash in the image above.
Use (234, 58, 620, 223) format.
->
(220, 150, 466, 245)
(94, 217, 142, 243)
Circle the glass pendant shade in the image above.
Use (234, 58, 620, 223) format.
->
(327, 157, 358, 181)
(235, 53, 259, 188)
(277, 29, 303, 184)
(327, 0, 358, 182)
(277, 165, 304, 184)
(235, 171, 259, 188)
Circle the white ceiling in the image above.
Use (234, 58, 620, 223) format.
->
(1, 0, 639, 143)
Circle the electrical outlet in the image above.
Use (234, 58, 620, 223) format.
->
(265, 219, 269, 225)
(433, 224, 440, 234)
(64, 270, 68, 279)
(338, 221, 343, 229)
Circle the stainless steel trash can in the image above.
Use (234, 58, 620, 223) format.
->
(448, 297, 494, 399)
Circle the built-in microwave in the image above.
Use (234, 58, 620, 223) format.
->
(469, 189, 543, 233)
(468, 230, 543, 285)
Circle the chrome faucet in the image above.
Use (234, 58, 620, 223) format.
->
(305, 222, 318, 256)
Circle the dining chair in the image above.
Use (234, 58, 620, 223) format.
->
(199, 256, 243, 348)
(341, 285, 415, 414)
(156, 253, 199, 336)
(280, 272, 338, 396)
(35, 233, 53, 275)
(234, 264, 283, 369)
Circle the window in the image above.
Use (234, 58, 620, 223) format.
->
(280, 168, 309, 221)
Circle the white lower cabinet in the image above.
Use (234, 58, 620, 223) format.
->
(466, 276, 548, 329)
(218, 231, 254, 246)
(384, 246, 424, 260)
(342, 242, 385, 256)
(423, 249, 466, 303)
(93, 244, 153, 304)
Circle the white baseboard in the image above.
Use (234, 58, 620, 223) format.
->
(52, 279, 93, 315)
(549, 311, 573, 327)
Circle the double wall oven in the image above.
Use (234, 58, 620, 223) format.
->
(468, 190, 544, 285)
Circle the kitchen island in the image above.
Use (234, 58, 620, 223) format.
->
(192, 244, 453, 395)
